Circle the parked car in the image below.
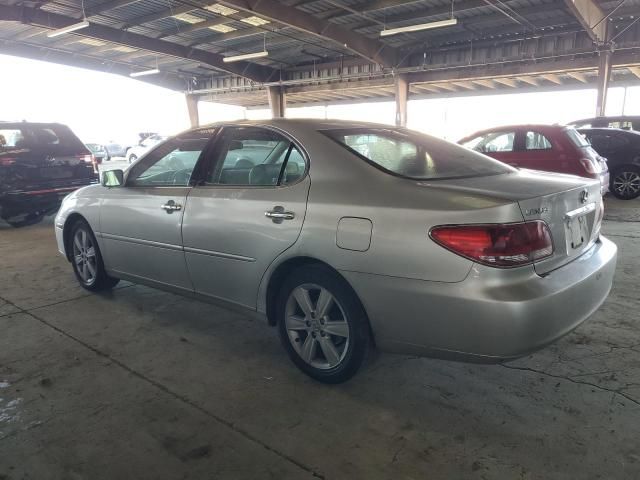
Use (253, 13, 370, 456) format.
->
(459, 125, 609, 194)
(571, 116, 640, 132)
(127, 134, 167, 163)
(104, 142, 129, 158)
(54, 120, 616, 383)
(86, 143, 109, 164)
(0, 121, 97, 227)
(578, 128, 640, 199)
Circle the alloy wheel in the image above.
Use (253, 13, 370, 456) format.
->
(613, 171, 640, 198)
(284, 283, 350, 370)
(72, 228, 97, 285)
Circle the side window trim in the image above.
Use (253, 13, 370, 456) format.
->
(124, 129, 217, 188)
(195, 125, 309, 189)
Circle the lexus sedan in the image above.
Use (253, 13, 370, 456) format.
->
(55, 120, 617, 383)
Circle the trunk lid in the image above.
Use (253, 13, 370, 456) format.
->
(517, 179, 602, 275)
(0, 124, 96, 193)
(422, 169, 603, 275)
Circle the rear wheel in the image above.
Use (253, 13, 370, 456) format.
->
(70, 220, 119, 291)
(610, 167, 640, 200)
(276, 265, 370, 383)
(128, 154, 137, 164)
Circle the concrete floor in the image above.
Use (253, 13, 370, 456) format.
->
(0, 197, 639, 480)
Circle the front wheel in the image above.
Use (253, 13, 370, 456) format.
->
(276, 265, 370, 383)
(70, 220, 119, 291)
(610, 167, 640, 200)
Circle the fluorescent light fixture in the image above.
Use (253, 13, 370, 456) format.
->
(77, 38, 106, 46)
(241, 16, 270, 26)
(205, 4, 238, 16)
(209, 24, 236, 33)
(172, 13, 204, 24)
(223, 51, 268, 63)
(130, 68, 160, 77)
(379, 18, 457, 37)
(47, 20, 90, 38)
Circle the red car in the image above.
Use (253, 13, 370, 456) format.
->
(459, 125, 609, 194)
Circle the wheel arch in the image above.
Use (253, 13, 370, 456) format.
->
(62, 212, 88, 262)
(263, 256, 375, 345)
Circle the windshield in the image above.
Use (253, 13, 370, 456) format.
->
(565, 128, 590, 147)
(322, 128, 514, 180)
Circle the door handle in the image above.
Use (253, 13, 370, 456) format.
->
(161, 200, 182, 213)
(265, 206, 295, 223)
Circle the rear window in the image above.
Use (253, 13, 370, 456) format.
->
(0, 124, 86, 152)
(0, 128, 25, 149)
(565, 128, 590, 147)
(322, 128, 513, 180)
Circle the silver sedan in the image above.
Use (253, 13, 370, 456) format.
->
(55, 120, 617, 383)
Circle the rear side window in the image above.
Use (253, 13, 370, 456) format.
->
(461, 131, 515, 153)
(565, 128, 590, 147)
(525, 131, 552, 150)
(323, 128, 513, 180)
(207, 127, 306, 186)
(0, 128, 26, 148)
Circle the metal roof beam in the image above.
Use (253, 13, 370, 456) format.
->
(215, 0, 397, 67)
(563, 0, 606, 43)
(1, 5, 277, 82)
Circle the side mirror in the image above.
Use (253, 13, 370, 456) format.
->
(101, 169, 124, 187)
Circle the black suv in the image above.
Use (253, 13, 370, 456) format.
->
(0, 122, 98, 227)
(572, 116, 640, 132)
(578, 127, 640, 200)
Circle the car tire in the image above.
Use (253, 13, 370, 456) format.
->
(276, 264, 371, 383)
(610, 166, 640, 200)
(128, 154, 137, 164)
(69, 219, 120, 291)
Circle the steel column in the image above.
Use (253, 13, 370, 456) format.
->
(186, 94, 200, 128)
(395, 74, 409, 127)
(267, 86, 286, 118)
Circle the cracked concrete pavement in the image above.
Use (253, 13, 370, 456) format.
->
(0, 197, 639, 479)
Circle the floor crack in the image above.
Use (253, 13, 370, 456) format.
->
(501, 364, 640, 408)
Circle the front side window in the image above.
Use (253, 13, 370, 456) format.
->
(127, 132, 209, 187)
(324, 128, 513, 180)
(462, 131, 516, 153)
(525, 131, 552, 150)
(207, 127, 306, 186)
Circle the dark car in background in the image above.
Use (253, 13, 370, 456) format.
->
(0, 122, 98, 227)
(86, 143, 110, 164)
(578, 128, 640, 200)
(571, 116, 640, 132)
(459, 124, 609, 194)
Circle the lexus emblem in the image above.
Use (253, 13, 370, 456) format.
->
(580, 189, 589, 204)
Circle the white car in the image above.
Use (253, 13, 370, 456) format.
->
(126, 134, 167, 163)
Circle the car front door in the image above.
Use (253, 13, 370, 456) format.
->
(181, 125, 310, 308)
(100, 130, 212, 290)
(464, 130, 520, 166)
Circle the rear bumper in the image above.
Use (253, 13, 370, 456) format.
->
(0, 182, 96, 219)
(342, 236, 617, 362)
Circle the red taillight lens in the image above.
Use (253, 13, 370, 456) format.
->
(0, 157, 16, 166)
(579, 158, 599, 175)
(430, 221, 554, 267)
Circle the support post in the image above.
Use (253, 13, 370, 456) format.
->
(267, 86, 286, 118)
(395, 74, 409, 127)
(595, 25, 612, 118)
(595, 49, 612, 117)
(185, 94, 200, 128)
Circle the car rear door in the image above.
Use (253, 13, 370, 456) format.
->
(519, 129, 557, 172)
(181, 125, 310, 309)
(99, 130, 212, 290)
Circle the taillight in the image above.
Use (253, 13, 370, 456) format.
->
(75, 154, 94, 164)
(579, 158, 600, 175)
(430, 221, 554, 268)
(0, 157, 16, 166)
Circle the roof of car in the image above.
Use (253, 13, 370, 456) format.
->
(458, 124, 569, 142)
(578, 127, 640, 137)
